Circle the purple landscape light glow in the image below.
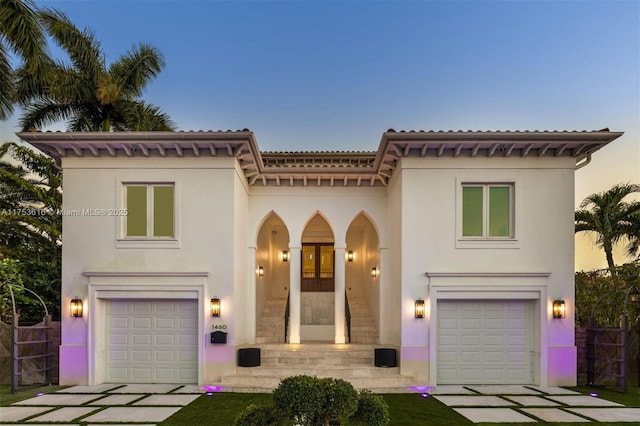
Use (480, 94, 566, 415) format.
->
(202, 385, 225, 393)
(589, 392, 599, 397)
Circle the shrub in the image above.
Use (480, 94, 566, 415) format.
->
(350, 390, 390, 426)
(317, 378, 358, 425)
(272, 375, 324, 425)
(234, 403, 286, 426)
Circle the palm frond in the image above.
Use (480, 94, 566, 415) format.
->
(38, 8, 102, 81)
(118, 100, 176, 131)
(0, 0, 47, 68)
(110, 42, 165, 98)
(0, 43, 14, 119)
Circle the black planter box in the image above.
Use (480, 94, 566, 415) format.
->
(374, 348, 397, 367)
(238, 348, 261, 367)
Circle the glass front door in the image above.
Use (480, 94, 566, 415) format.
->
(301, 243, 334, 291)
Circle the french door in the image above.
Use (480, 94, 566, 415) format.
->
(301, 243, 334, 291)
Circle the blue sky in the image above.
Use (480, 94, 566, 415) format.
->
(2, 0, 639, 269)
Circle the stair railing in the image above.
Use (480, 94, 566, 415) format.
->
(345, 292, 351, 343)
(284, 291, 290, 343)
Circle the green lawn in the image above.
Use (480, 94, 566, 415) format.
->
(2, 385, 638, 425)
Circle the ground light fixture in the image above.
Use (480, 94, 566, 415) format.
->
(70, 297, 83, 318)
(415, 299, 425, 318)
(552, 299, 566, 318)
(210, 297, 221, 317)
(281, 250, 289, 262)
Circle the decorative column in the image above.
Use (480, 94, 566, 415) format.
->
(248, 246, 257, 343)
(378, 246, 388, 344)
(334, 246, 346, 344)
(288, 245, 301, 344)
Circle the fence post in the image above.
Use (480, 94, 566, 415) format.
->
(587, 317, 595, 385)
(11, 313, 19, 393)
(620, 315, 627, 393)
(44, 314, 52, 385)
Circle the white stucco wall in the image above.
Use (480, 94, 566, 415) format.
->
(395, 156, 577, 385)
(57, 149, 578, 387)
(59, 156, 240, 385)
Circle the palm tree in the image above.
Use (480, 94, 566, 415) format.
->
(575, 183, 640, 272)
(18, 8, 174, 131)
(0, 0, 47, 119)
(625, 211, 640, 259)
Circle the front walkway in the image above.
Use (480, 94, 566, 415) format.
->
(433, 385, 640, 423)
(0, 384, 202, 425)
(1, 384, 639, 424)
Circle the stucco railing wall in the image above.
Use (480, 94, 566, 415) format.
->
(0, 320, 61, 385)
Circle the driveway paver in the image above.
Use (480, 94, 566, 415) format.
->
(0, 406, 54, 422)
(567, 408, 640, 422)
(454, 408, 537, 423)
(13, 394, 103, 406)
(133, 394, 200, 406)
(87, 394, 147, 405)
(25, 406, 98, 422)
(521, 408, 590, 423)
(467, 385, 542, 395)
(505, 396, 560, 406)
(546, 395, 624, 407)
(434, 395, 514, 406)
(82, 406, 182, 423)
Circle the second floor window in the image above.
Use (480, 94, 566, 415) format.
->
(125, 184, 174, 238)
(462, 184, 513, 238)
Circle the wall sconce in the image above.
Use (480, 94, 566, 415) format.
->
(210, 297, 221, 317)
(371, 267, 380, 278)
(282, 251, 289, 262)
(415, 299, 425, 318)
(257, 266, 264, 277)
(347, 251, 354, 262)
(70, 297, 83, 318)
(552, 299, 566, 318)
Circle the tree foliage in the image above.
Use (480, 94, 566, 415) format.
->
(0, 142, 61, 321)
(16, 7, 174, 132)
(575, 262, 640, 328)
(0, 0, 47, 119)
(575, 183, 640, 272)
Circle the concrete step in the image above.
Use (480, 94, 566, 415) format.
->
(219, 371, 418, 393)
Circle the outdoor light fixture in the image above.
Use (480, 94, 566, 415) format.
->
(371, 267, 380, 278)
(552, 299, 566, 319)
(415, 299, 425, 318)
(257, 266, 264, 277)
(210, 297, 221, 317)
(347, 251, 354, 262)
(70, 297, 83, 318)
(631, 293, 640, 304)
(282, 251, 289, 262)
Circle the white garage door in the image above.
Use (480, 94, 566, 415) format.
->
(106, 299, 198, 383)
(437, 300, 532, 384)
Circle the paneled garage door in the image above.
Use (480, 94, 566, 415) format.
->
(106, 299, 198, 383)
(437, 300, 532, 384)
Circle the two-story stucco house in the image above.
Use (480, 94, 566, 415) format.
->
(19, 128, 621, 391)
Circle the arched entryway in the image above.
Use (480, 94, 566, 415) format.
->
(300, 213, 335, 342)
(345, 212, 380, 343)
(255, 212, 290, 344)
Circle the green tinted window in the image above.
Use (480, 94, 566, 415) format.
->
(153, 186, 174, 237)
(462, 186, 483, 237)
(489, 186, 510, 237)
(126, 186, 147, 236)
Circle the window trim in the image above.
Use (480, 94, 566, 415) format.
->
(116, 181, 180, 249)
(456, 179, 519, 249)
